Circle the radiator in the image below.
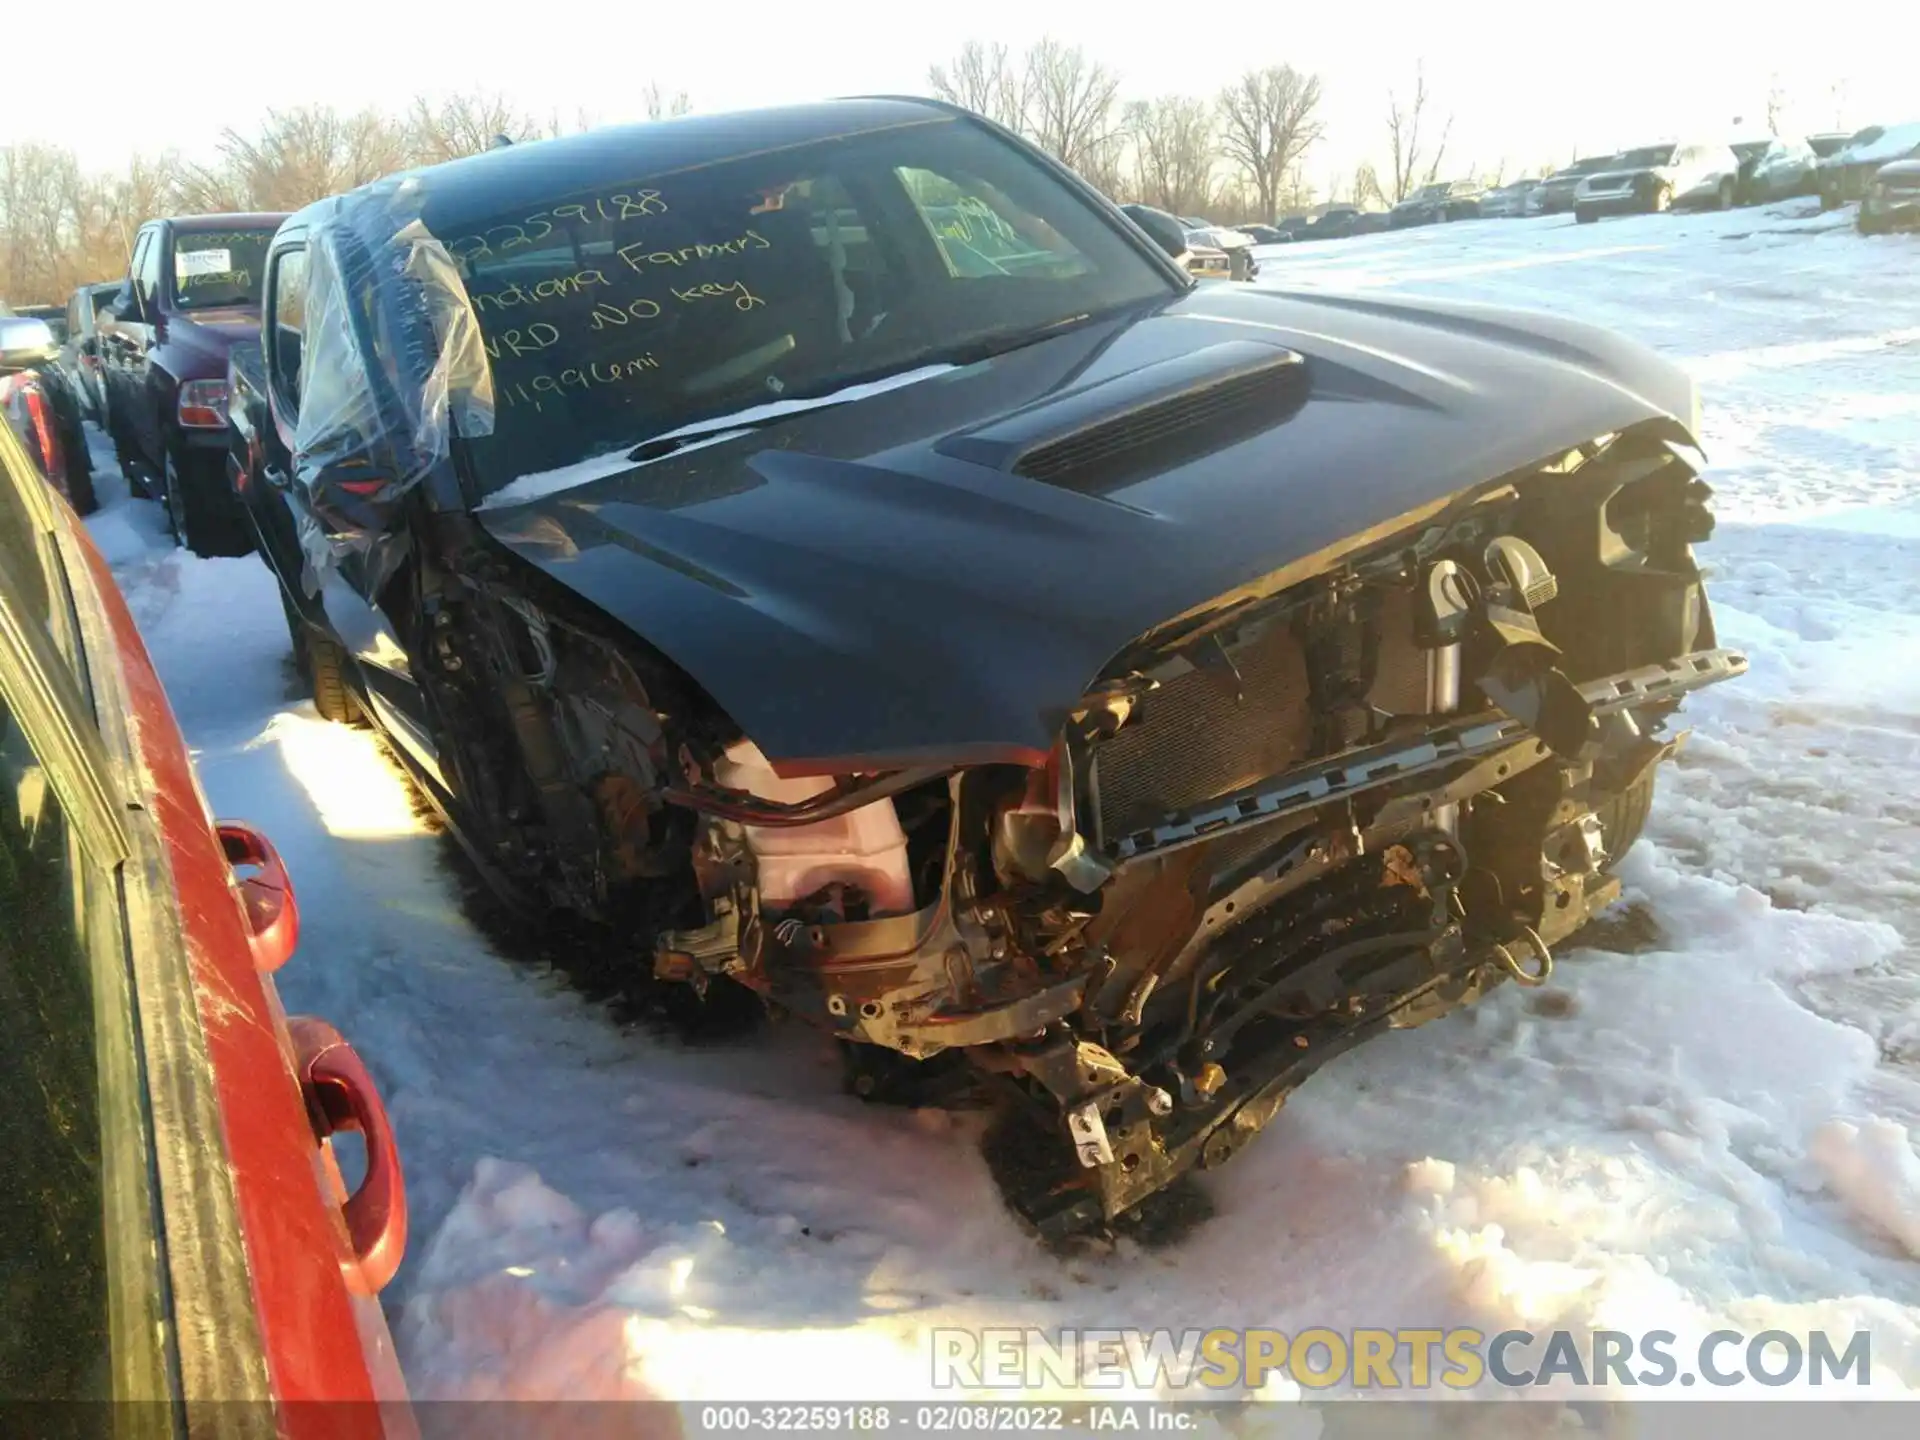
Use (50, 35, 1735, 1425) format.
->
(1092, 586, 1434, 845)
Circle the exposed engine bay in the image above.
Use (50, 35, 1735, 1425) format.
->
(409, 425, 1743, 1236)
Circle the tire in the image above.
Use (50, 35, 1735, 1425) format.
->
(280, 585, 361, 725)
(64, 460, 98, 517)
(111, 416, 151, 497)
(1717, 178, 1735, 211)
(162, 438, 254, 558)
(1595, 772, 1657, 871)
(1575, 208, 1598, 225)
(58, 410, 98, 516)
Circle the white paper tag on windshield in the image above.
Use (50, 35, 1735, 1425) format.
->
(176, 248, 231, 278)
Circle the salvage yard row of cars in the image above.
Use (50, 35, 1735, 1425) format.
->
(1252, 122, 1920, 239)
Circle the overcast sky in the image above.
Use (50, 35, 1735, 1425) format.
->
(14, 1, 1915, 185)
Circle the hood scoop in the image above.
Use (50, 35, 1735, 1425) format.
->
(937, 339, 1308, 496)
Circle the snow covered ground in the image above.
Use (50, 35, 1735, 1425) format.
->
(82, 199, 1920, 1411)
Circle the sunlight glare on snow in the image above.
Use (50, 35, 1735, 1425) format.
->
(263, 711, 424, 839)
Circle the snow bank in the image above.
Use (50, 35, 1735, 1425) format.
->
(1810, 1120, 1920, 1259)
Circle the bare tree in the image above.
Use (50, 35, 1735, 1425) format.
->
(409, 93, 546, 164)
(643, 83, 692, 122)
(0, 144, 81, 301)
(182, 106, 411, 213)
(1021, 38, 1122, 174)
(1216, 65, 1324, 224)
(1076, 129, 1131, 200)
(1351, 161, 1387, 209)
(928, 41, 1027, 130)
(1386, 64, 1453, 202)
(1765, 75, 1789, 134)
(1126, 96, 1218, 216)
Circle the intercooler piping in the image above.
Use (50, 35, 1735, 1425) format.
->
(1427, 641, 1462, 833)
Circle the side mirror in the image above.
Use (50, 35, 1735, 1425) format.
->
(1119, 202, 1193, 263)
(111, 288, 146, 323)
(0, 316, 59, 375)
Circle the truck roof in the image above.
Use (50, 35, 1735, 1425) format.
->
(287, 97, 957, 239)
(165, 212, 291, 233)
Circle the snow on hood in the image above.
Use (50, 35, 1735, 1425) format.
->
(1844, 122, 1920, 165)
(478, 363, 957, 510)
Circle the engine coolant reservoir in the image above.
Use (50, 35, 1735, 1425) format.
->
(713, 740, 916, 917)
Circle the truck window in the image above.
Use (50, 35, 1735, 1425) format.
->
(0, 427, 171, 1409)
(132, 232, 161, 311)
(269, 247, 309, 411)
(896, 165, 1090, 280)
(172, 228, 275, 311)
(0, 690, 109, 1400)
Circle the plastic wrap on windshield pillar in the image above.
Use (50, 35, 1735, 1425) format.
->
(291, 175, 494, 578)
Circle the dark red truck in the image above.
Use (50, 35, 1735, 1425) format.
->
(96, 213, 285, 556)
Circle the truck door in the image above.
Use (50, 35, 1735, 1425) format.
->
(126, 228, 165, 466)
(263, 243, 441, 785)
(98, 229, 151, 434)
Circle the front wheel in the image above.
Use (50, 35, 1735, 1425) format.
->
(1650, 184, 1673, 214)
(1717, 178, 1735, 210)
(1575, 208, 1599, 225)
(280, 585, 362, 725)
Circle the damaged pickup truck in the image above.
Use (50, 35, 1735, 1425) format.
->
(230, 98, 1743, 1237)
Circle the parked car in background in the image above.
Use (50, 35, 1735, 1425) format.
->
(1180, 232, 1236, 279)
(0, 309, 93, 513)
(95, 211, 284, 556)
(1185, 225, 1260, 280)
(1574, 142, 1740, 221)
(1388, 180, 1484, 227)
(1819, 123, 1920, 209)
(1478, 180, 1542, 218)
(1297, 206, 1361, 240)
(1733, 136, 1820, 204)
(0, 411, 412, 1422)
(1534, 156, 1617, 215)
(60, 281, 121, 422)
(229, 96, 1740, 1238)
(1236, 223, 1289, 245)
(1119, 202, 1226, 279)
(1859, 159, 1920, 234)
